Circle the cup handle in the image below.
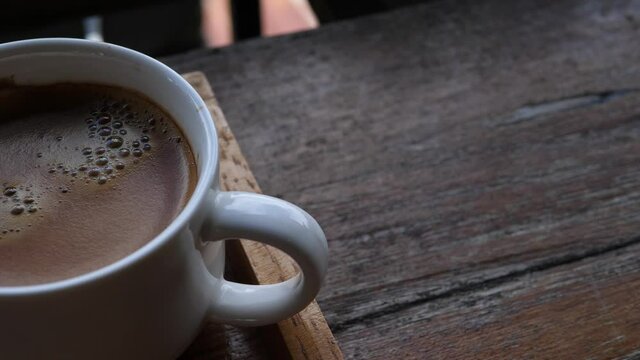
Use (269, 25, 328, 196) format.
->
(204, 191, 328, 326)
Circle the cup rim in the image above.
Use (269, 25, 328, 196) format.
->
(0, 38, 218, 295)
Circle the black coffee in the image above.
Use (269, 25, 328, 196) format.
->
(0, 83, 197, 286)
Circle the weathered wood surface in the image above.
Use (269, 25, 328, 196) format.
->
(166, 0, 640, 358)
(179, 72, 342, 359)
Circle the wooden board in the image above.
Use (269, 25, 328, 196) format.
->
(163, 1, 640, 358)
(179, 72, 343, 360)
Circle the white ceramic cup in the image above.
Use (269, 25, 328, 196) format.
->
(0, 39, 328, 359)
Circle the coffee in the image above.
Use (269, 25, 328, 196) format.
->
(0, 83, 197, 286)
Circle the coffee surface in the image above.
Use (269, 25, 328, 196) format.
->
(0, 83, 197, 286)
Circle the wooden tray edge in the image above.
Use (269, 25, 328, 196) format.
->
(183, 71, 343, 360)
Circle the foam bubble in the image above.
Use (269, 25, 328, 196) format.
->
(3, 187, 16, 196)
(95, 157, 109, 166)
(106, 136, 124, 149)
(97, 115, 111, 125)
(88, 168, 100, 177)
(11, 205, 24, 215)
(98, 127, 112, 136)
(132, 149, 143, 157)
(118, 148, 130, 157)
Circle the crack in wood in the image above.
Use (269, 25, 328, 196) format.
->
(330, 234, 640, 334)
(498, 89, 640, 126)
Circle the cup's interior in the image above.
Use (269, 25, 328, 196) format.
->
(0, 39, 218, 291)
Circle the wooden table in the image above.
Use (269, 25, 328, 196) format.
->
(164, 0, 640, 358)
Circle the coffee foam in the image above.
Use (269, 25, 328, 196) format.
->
(0, 83, 196, 285)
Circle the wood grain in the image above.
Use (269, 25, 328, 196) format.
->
(181, 72, 342, 360)
(165, 1, 640, 358)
